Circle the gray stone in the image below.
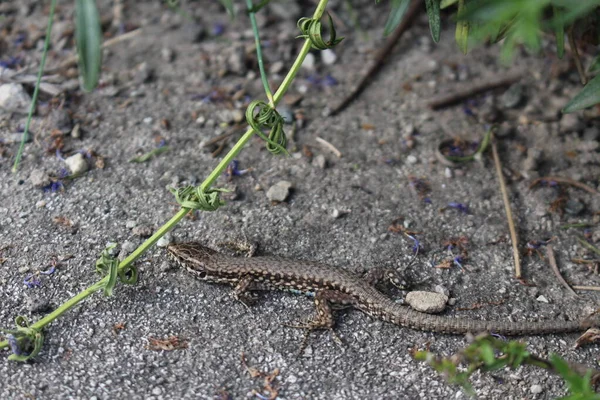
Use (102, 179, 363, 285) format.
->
(64, 153, 89, 175)
(29, 169, 51, 188)
(501, 83, 524, 109)
(226, 45, 247, 76)
(161, 47, 175, 62)
(49, 109, 73, 134)
(530, 384, 543, 394)
(156, 234, 172, 248)
(2, 132, 32, 144)
(266, 181, 293, 202)
(269, 61, 284, 74)
(27, 297, 52, 314)
(522, 148, 542, 171)
(560, 113, 583, 133)
(0, 83, 31, 114)
(564, 199, 585, 215)
(313, 154, 327, 169)
(301, 53, 315, 71)
(321, 49, 337, 65)
(405, 291, 448, 314)
(583, 127, 600, 141)
(180, 22, 205, 43)
(132, 225, 154, 238)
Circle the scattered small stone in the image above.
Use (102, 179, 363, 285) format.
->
(48, 109, 73, 133)
(321, 49, 337, 65)
(118, 241, 137, 261)
(560, 113, 583, 133)
(522, 148, 542, 171)
(180, 21, 205, 43)
(18, 266, 30, 274)
(266, 181, 293, 202)
(226, 45, 247, 76)
(36, 200, 47, 208)
(132, 225, 154, 238)
(0, 83, 31, 114)
(27, 297, 52, 314)
(536, 295, 549, 303)
(159, 260, 176, 272)
(71, 123, 81, 139)
(29, 169, 51, 188)
(161, 47, 175, 62)
(277, 107, 294, 124)
(132, 62, 153, 85)
(64, 153, 89, 175)
(406, 155, 418, 164)
(495, 121, 514, 138)
(3, 132, 32, 144)
(125, 220, 137, 229)
(143, 117, 153, 124)
(501, 83, 524, 109)
(269, 61, 284, 74)
(434, 285, 450, 297)
(156, 234, 172, 248)
(313, 154, 327, 169)
(405, 291, 448, 314)
(530, 384, 543, 395)
(564, 199, 585, 216)
(301, 53, 315, 71)
(444, 168, 452, 178)
(478, 96, 500, 123)
(583, 127, 600, 141)
(331, 209, 341, 219)
(447, 298, 457, 306)
(232, 109, 244, 123)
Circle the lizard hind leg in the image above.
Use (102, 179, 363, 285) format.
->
(282, 290, 354, 354)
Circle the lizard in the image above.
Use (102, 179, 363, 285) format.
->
(167, 242, 597, 337)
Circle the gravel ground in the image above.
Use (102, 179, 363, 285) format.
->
(1, 1, 600, 399)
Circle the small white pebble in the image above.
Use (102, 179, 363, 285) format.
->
(445, 167, 452, 178)
(36, 200, 46, 208)
(530, 384, 543, 394)
(406, 155, 418, 164)
(536, 295, 549, 303)
(143, 117, 153, 124)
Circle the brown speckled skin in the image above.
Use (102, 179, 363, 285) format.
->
(168, 242, 593, 336)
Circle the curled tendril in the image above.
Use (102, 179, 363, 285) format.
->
(170, 186, 230, 211)
(297, 13, 344, 50)
(95, 243, 138, 296)
(1, 316, 44, 361)
(245, 100, 288, 155)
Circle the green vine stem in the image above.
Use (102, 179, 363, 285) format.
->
(0, 0, 330, 353)
(12, 0, 57, 173)
(246, 0, 273, 105)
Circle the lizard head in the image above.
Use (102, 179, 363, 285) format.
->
(166, 242, 217, 280)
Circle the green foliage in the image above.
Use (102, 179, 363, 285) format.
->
(75, 0, 102, 92)
(563, 74, 600, 113)
(415, 335, 599, 398)
(551, 355, 600, 400)
(383, 0, 410, 36)
(425, 0, 441, 43)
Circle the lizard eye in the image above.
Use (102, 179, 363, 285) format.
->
(197, 271, 207, 279)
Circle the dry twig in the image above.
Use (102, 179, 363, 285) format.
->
(491, 139, 521, 278)
(546, 245, 577, 297)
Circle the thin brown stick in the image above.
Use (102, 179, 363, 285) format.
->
(202, 125, 244, 148)
(491, 139, 521, 278)
(428, 72, 522, 110)
(546, 245, 578, 297)
(530, 176, 599, 196)
(568, 25, 587, 85)
(573, 286, 600, 292)
(328, 0, 423, 116)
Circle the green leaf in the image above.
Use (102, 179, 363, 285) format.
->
(217, 0, 235, 17)
(563, 73, 600, 113)
(383, 0, 410, 37)
(455, 0, 469, 54)
(75, 0, 102, 92)
(425, 0, 441, 43)
(440, 0, 457, 9)
(588, 54, 600, 74)
(552, 6, 565, 59)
